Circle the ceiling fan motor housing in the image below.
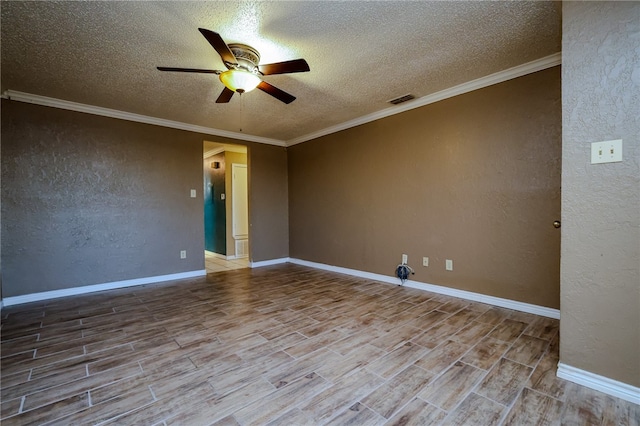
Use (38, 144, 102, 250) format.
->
(228, 44, 260, 73)
(157, 28, 305, 104)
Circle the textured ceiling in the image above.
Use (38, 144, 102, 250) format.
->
(1, 1, 561, 144)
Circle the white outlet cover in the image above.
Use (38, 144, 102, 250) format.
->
(402, 254, 408, 264)
(190, 189, 197, 198)
(446, 259, 453, 271)
(423, 257, 429, 267)
(591, 139, 622, 164)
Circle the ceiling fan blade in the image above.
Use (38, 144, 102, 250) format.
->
(198, 28, 236, 65)
(157, 66, 220, 74)
(257, 81, 296, 104)
(216, 87, 235, 103)
(258, 59, 310, 75)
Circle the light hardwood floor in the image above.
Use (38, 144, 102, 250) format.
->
(1, 264, 638, 425)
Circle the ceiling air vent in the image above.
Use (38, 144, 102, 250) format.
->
(388, 94, 415, 105)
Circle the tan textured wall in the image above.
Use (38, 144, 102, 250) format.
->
(248, 143, 289, 262)
(560, 2, 640, 387)
(224, 151, 248, 256)
(289, 67, 562, 308)
(1, 100, 204, 296)
(1, 100, 289, 297)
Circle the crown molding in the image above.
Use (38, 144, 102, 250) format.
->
(286, 52, 562, 146)
(204, 147, 225, 159)
(2, 53, 560, 149)
(1, 90, 286, 147)
(203, 145, 247, 159)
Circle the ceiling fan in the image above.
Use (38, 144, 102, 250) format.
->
(157, 28, 310, 104)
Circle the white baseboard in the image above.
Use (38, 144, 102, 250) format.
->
(205, 251, 248, 261)
(250, 257, 290, 268)
(557, 363, 640, 405)
(207, 251, 231, 260)
(1, 270, 207, 307)
(288, 258, 560, 319)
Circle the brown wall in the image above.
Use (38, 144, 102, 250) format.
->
(1, 100, 289, 297)
(248, 143, 289, 262)
(560, 2, 640, 387)
(289, 67, 562, 308)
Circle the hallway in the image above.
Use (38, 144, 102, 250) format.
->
(205, 251, 249, 273)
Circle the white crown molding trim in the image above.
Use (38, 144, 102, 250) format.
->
(0, 270, 206, 307)
(288, 258, 560, 319)
(204, 147, 226, 159)
(286, 52, 562, 146)
(203, 145, 247, 159)
(1, 90, 285, 147)
(557, 363, 640, 405)
(250, 257, 290, 268)
(2, 53, 560, 149)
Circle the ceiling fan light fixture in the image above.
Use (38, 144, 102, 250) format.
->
(219, 70, 261, 93)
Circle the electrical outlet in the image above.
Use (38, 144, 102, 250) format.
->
(591, 139, 622, 164)
(446, 259, 453, 271)
(423, 257, 429, 267)
(180, 250, 187, 259)
(402, 254, 408, 264)
(190, 189, 197, 198)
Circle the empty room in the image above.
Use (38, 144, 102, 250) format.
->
(1, 1, 638, 425)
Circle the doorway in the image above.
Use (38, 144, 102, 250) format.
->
(203, 141, 249, 273)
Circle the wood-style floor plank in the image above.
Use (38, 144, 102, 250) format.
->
(362, 364, 434, 418)
(325, 401, 386, 426)
(443, 392, 505, 425)
(385, 397, 447, 426)
(504, 387, 564, 426)
(1, 264, 636, 425)
(476, 358, 534, 406)
(418, 361, 486, 411)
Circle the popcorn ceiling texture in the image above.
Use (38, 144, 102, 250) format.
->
(560, 2, 640, 388)
(0, 1, 560, 141)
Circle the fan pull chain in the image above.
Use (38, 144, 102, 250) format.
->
(239, 92, 244, 132)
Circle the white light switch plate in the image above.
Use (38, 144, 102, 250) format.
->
(591, 139, 622, 164)
(190, 189, 197, 198)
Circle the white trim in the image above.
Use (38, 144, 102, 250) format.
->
(288, 258, 560, 319)
(286, 53, 562, 146)
(1, 90, 285, 147)
(207, 251, 239, 261)
(1, 270, 206, 307)
(207, 251, 228, 260)
(231, 163, 249, 240)
(250, 257, 290, 268)
(203, 145, 247, 159)
(2, 53, 560, 149)
(557, 363, 640, 405)
(204, 147, 225, 159)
